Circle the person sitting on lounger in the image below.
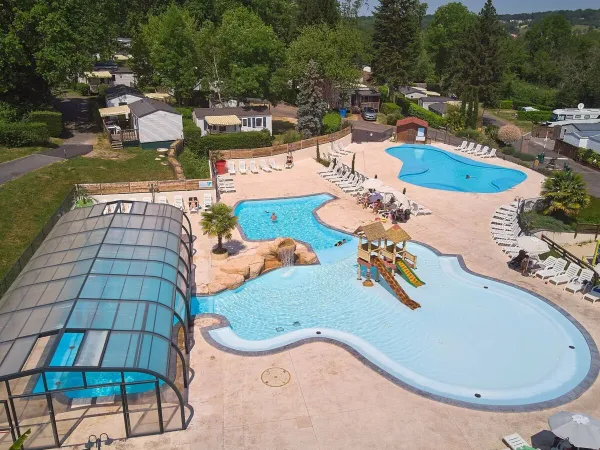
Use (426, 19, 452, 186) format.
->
(188, 198, 199, 213)
(372, 199, 383, 213)
(508, 250, 529, 274)
(285, 154, 294, 169)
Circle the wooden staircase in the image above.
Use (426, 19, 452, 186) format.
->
(110, 139, 123, 150)
(372, 257, 421, 310)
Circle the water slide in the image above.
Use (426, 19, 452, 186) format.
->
(395, 259, 425, 288)
(372, 258, 421, 310)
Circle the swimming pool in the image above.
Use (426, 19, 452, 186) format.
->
(195, 194, 595, 409)
(386, 145, 527, 193)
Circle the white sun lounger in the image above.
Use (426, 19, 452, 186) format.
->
(238, 160, 247, 174)
(227, 160, 236, 175)
(475, 146, 489, 156)
(203, 193, 213, 209)
(219, 184, 236, 193)
(455, 141, 467, 151)
(142, 196, 152, 203)
(549, 263, 580, 285)
(249, 160, 259, 174)
(467, 144, 481, 154)
(269, 158, 282, 171)
(259, 159, 272, 172)
(536, 258, 567, 280)
(503, 433, 530, 450)
(461, 142, 475, 153)
(565, 269, 594, 293)
(173, 195, 185, 211)
(583, 286, 600, 304)
(157, 196, 168, 204)
(529, 256, 557, 275)
(482, 148, 497, 158)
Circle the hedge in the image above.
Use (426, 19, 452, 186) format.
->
(175, 107, 194, 120)
(183, 118, 204, 155)
(28, 111, 62, 137)
(498, 99, 513, 109)
(191, 130, 273, 155)
(72, 82, 90, 96)
(381, 102, 400, 115)
(512, 99, 553, 111)
(0, 122, 49, 146)
(386, 111, 404, 125)
(407, 103, 446, 129)
(516, 110, 552, 123)
(322, 112, 341, 134)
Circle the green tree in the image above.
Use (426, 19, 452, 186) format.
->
(134, 5, 201, 105)
(200, 203, 238, 254)
(371, 0, 426, 98)
(297, 0, 340, 28)
(297, 60, 327, 138)
(542, 171, 591, 217)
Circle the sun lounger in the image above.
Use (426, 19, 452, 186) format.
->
(455, 141, 467, 151)
(529, 256, 557, 275)
(564, 269, 594, 293)
(536, 258, 567, 280)
(203, 193, 213, 209)
(482, 148, 497, 158)
(227, 160, 236, 175)
(467, 144, 481, 154)
(549, 263, 580, 285)
(269, 158, 282, 170)
(188, 197, 200, 214)
(249, 160, 259, 174)
(239, 160, 248, 174)
(157, 196, 167, 204)
(475, 146, 489, 156)
(411, 202, 432, 216)
(259, 159, 272, 172)
(503, 433, 530, 450)
(462, 142, 475, 153)
(142, 196, 152, 203)
(219, 185, 236, 193)
(173, 195, 185, 211)
(583, 286, 600, 304)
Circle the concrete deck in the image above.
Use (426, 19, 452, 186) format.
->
(60, 142, 600, 450)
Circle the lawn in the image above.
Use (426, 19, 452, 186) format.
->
(0, 147, 174, 278)
(523, 196, 600, 233)
(489, 109, 534, 133)
(0, 147, 44, 164)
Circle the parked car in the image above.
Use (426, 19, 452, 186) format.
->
(361, 107, 377, 121)
(520, 106, 539, 112)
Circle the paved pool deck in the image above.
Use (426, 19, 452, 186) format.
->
(62, 142, 600, 450)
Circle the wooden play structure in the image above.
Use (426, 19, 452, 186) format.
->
(354, 222, 423, 310)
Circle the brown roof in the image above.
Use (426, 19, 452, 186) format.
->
(385, 225, 411, 243)
(194, 107, 271, 119)
(353, 222, 387, 241)
(396, 117, 428, 128)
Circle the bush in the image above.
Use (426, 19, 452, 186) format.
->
(386, 111, 404, 126)
(500, 146, 516, 156)
(514, 151, 536, 161)
(178, 149, 210, 179)
(27, 111, 62, 137)
(282, 130, 302, 144)
(0, 122, 49, 146)
(498, 99, 513, 109)
(183, 118, 204, 155)
(72, 82, 90, 96)
(512, 99, 553, 111)
(0, 103, 21, 122)
(175, 107, 194, 120)
(322, 112, 341, 134)
(395, 96, 414, 115)
(516, 110, 552, 123)
(455, 128, 482, 141)
(192, 130, 273, 155)
(377, 85, 389, 102)
(508, 80, 557, 109)
(498, 124, 522, 145)
(380, 102, 400, 115)
(407, 103, 446, 129)
(376, 113, 388, 124)
(97, 84, 109, 97)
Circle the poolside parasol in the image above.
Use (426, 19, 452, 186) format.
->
(361, 178, 383, 190)
(367, 193, 383, 203)
(388, 190, 410, 207)
(548, 412, 600, 449)
(378, 185, 396, 193)
(516, 236, 550, 255)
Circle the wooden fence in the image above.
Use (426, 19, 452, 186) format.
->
(216, 128, 351, 159)
(574, 223, 600, 239)
(78, 179, 213, 195)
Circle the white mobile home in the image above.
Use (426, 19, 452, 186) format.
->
(560, 123, 600, 154)
(105, 85, 145, 108)
(193, 107, 272, 137)
(128, 99, 183, 149)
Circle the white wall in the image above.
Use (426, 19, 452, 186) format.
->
(405, 92, 426, 100)
(113, 72, 135, 87)
(563, 132, 600, 153)
(240, 115, 272, 134)
(137, 111, 183, 144)
(106, 94, 144, 108)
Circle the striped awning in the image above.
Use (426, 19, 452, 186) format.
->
(205, 115, 241, 126)
(99, 105, 130, 117)
(145, 92, 171, 101)
(84, 71, 113, 78)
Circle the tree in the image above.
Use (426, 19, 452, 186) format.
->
(297, 0, 340, 28)
(200, 203, 238, 254)
(497, 124, 521, 145)
(542, 171, 590, 217)
(371, 0, 426, 98)
(134, 5, 202, 105)
(297, 60, 327, 138)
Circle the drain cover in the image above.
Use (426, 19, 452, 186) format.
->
(261, 368, 291, 387)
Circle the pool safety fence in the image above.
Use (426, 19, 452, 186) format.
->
(78, 179, 213, 195)
(0, 187, 76, 299)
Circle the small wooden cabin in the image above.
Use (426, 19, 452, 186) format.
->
(396, 117, 428, 144)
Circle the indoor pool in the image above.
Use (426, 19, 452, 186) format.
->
(194, 195, 594, 408)
(386, 145, 527, 193)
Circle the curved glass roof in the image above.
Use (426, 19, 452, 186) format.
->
(0, 201, 192, 382)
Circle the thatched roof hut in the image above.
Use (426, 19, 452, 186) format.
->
(353, 222, 387, 242)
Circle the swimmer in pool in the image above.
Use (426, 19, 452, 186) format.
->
(466, 174, 471, 179)
(271, 213, 277, 222)
(334, 239, 347, 247)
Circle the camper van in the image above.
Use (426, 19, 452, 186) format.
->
(546, 107, 600, 127)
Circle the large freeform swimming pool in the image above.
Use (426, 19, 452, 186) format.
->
(194, 194, 595, 409)
(386, 145, 527, 193)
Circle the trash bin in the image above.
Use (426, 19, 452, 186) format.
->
(537, 152, 545, 163)
(339, 108, 347, 118)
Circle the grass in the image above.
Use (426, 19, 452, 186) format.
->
(489, 109, 534, 133)
(177, 150, 210, 179)
(0, 147, 174, 277)
(0, 147, 44, 164)
(523, 196, 600, 234)
(578, 196, 600, 224)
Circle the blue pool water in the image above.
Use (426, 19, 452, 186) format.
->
(194, 195, 593, 407)
(386, 145, 527, 193)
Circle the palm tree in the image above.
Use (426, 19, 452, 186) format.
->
(542, 171, 590, 217)
(200, 203, 238, 254)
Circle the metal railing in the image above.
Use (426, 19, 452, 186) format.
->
(0, 188, 76, 298)
(540, 234, 599, 284)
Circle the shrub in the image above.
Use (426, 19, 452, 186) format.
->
(407, 103, 445, 129)
(376, 113, 388, 124)
(508, 80, 557, 109)
(27, 111, 62, 137)
(97, 84, 109, 97)
(183, 118, 204, 155)
(381, 102, 400, 115)
(484, 124, 499, 141)
(500, 146, 516, 155)
(395, 96, 413, 115)
(0, 102, 21, 122)
(0, 122, 49, 146)
(192, 130, 273, 155)
(498, 99, 513, 109)
(377, 85, 389, 102)
(512, 99, 553, 111)
(515, 151, 536, 162)
(386, 111, 404, 126)
(516, 110, 552, 123)
(282, 130, 302, 144)
(322, 112, 341, 134)
(497, 124, 522, 145)
(175, 107, 194, 120)
(72, 82, 90, 96)
(178, 149, 210, 178)
(455, 128, 482, 141)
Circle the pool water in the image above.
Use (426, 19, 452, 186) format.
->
(194, 194, 593, 407)
(386, 145, 527, 193)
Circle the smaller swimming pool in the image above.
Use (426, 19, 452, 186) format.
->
(386, 145, 526, 193)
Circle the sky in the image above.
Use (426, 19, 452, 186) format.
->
(362, 0, 599, 15)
